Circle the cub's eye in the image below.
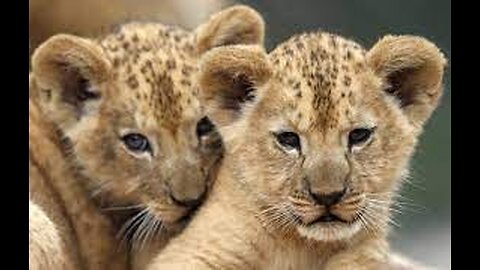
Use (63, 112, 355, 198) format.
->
(275, 132, 301, 152)
(196, 117, 215, 138)
(122, 133, 151, 153)
(348, 128, 374, 147)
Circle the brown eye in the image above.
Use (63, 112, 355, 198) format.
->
(196, 117, 215, 138)
(348, 128, 374, 147)
(122, 133, 151, 153)
(275, 132, 301, 152)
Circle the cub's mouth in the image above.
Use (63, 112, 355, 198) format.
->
(306, 212, 349, 225)
(288, 193, 365, 241)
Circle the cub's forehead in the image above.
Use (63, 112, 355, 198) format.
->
(97, 23, 202, 130)
(268, 32, 378, 131)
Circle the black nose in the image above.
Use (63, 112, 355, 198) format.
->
(310, 188, 346, 207)
(170, 190, 206, 209)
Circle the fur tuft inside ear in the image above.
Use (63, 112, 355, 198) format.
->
(32, 34, 110, 89)
(367, 35, 447, 128)
(198, 44, 272, 127)
(194, 5, 265, 55)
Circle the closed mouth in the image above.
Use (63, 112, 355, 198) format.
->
(306, 213, 346, 225)
(302, 212, 361, 227)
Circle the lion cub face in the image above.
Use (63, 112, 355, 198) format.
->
(29, 5, 265, 236)
(199, 33, 446, 242)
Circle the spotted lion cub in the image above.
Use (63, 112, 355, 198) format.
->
(147, 31, 446, 269)
(29, 5, 264, 270)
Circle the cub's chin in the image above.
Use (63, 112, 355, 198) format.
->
(296, 217, 363, 242)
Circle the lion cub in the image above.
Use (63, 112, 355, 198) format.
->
(147, 31, 446, 269)
(29, 5, 265, 270)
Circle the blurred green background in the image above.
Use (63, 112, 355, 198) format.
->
(239, 0, 451, 268)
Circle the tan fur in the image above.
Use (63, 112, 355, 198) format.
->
(29, 0, 228, 59)
(148, 32, 446, 269)
(29, 200, 76, 270)
(28, 5, 265, 270)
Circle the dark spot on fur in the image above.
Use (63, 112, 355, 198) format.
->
(284, 45, 294, 56)
(333, 66, 339, 74)
(293, 82, 301, 89)
(113, 58, 120, 68)
(346, 51, 352, 60)
(161, 29, 169, 37)
(132, 34, 139, 43)
(166, 59, 177, 70)
(295, 41, 305, 50)
(181, 66, 192, 76)
(140, 65, 147, 74)
(344, 76, 352, 86)
(180, 79, 191, 86)
(329, 35, 338, 48)
(126, 75, 139, 89)
(331, 54, 337, 63)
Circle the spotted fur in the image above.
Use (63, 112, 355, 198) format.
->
(29, 5, 265, 270)
(149, 31, 446, 270)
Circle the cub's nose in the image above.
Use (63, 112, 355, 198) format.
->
(310, 187, 346, 207)
(170, 190, 205, 209)
(167, 164, 207, 209)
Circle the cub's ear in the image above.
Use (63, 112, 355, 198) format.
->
(367, 35, 447, 128)
(198, 45, 272, 127)
(194, 5, 265, 55)
(30, 34, 111, 129)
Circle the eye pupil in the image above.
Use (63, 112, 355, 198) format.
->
(275, 132, 301, 151)
(196, 117, 215, 138)
(122, 133, 150, 152)
(348, 128, 373, 146)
